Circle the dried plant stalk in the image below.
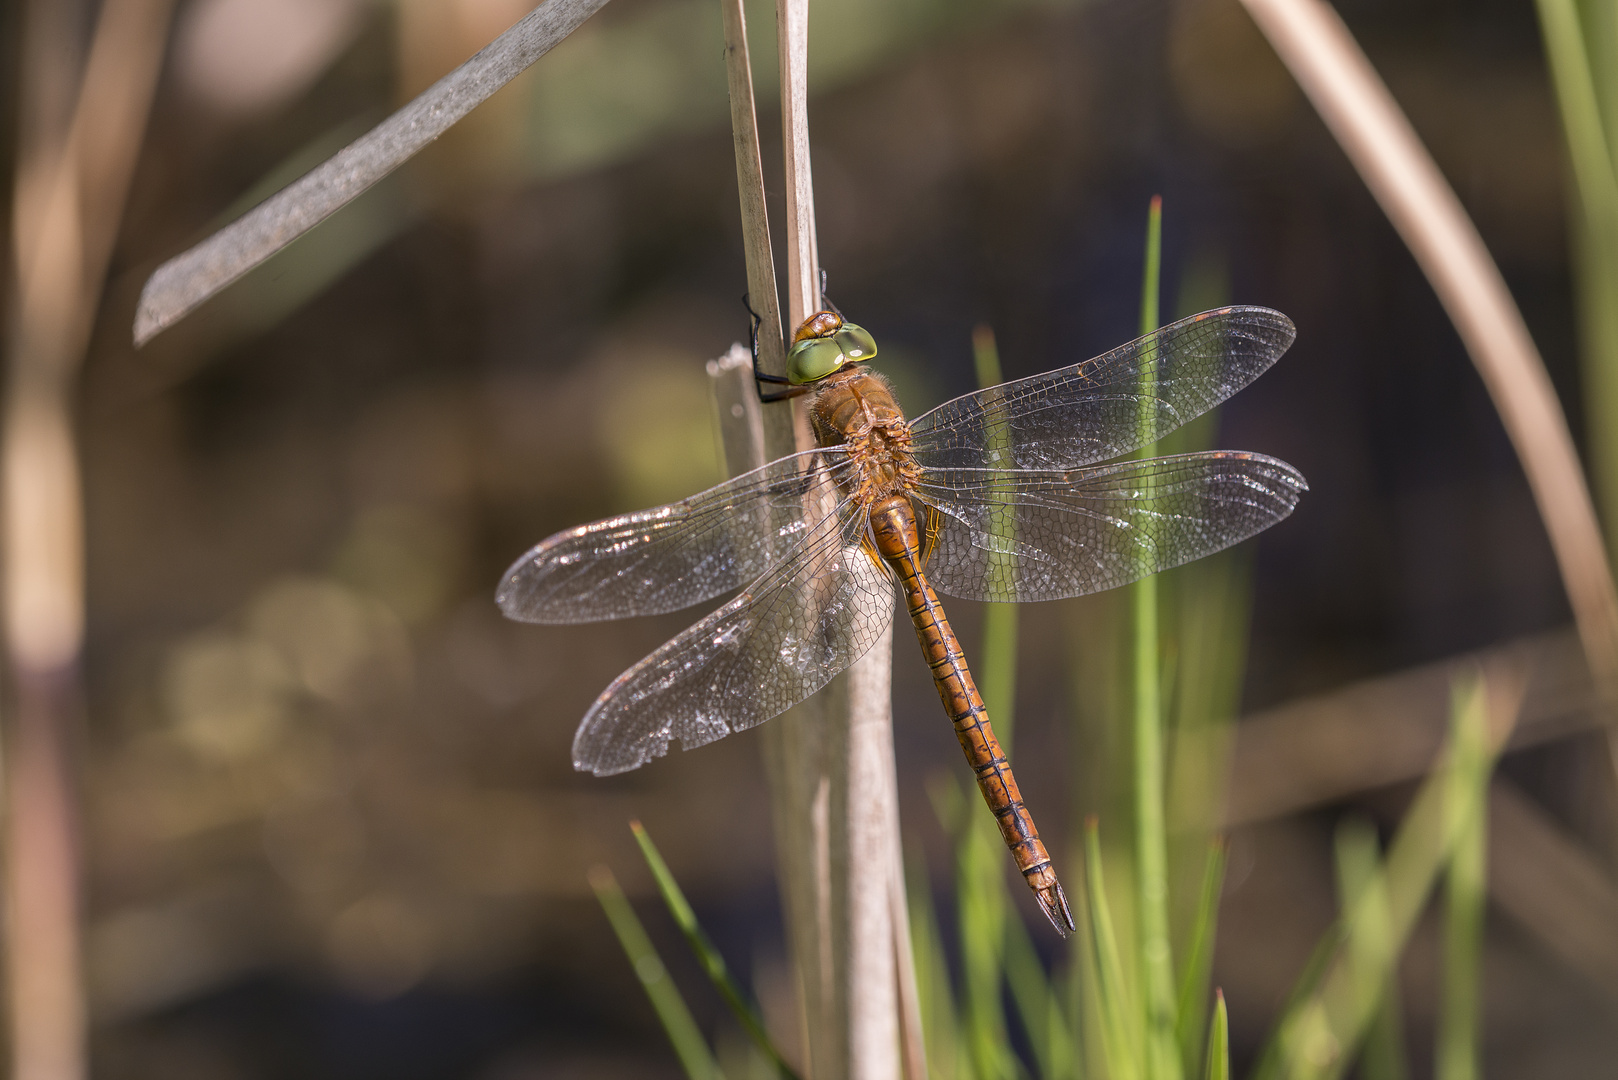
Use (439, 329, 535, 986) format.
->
(718, 0, 913, 1075)
(132, 0, 611, 345)
(1239, 0, 1618, 723)
(7, 2, 176, 1080)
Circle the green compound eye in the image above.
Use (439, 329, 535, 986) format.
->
(787, 337, 849, 384)
(834, 324, 878, 363)
(785, 323, 880, 384)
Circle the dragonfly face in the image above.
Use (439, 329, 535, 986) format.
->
(497, 305, 1308, 934)
(786, 311, 879, 384)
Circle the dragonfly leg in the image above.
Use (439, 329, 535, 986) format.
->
(743, 292, 807, 402)
(818, 267, 844, 318)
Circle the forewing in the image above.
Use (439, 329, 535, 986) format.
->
(908, 307, 1295, 472)
(913, 451, 1306, 603)
(572, 495, 896, 775)
(497, 447, 850, 623)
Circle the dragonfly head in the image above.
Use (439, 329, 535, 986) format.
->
(786, 311, 879, 384)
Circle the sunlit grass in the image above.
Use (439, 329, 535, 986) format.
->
(589, 864, 726, 1080)
(631, 822, 803, 1080)
(1253, 670, 1501, 1080)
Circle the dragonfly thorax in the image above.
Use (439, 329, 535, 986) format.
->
(810, 367, 921, 503)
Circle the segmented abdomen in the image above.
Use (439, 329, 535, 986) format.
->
(866, 495, 1071, 932)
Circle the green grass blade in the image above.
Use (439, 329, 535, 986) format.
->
(1247, 922, 1348, 1080)
(1132, 194, 1180, 1080)
(1253, 669, 1503, 1080)
(1436, 676, 1490, 1080)
(590, 864, 725, 1080)
(1174, 838, 1227, 1074)
(1085, 818, 1142, 1080)
(973, 322, 1006, 389)
(1005, 901, 1077, 1080)
(971, 323, 1019, 752)
(1050, 982, 1082, 1080)
(630, 823, 800, 1080)
(1139, 194, 1163, 338)
(1201, 990, 1229, 1080)
(932, 772, 1017, 1080)
(951, 322, 1024, 1080)
(907, 844, 966, 1080)
(1333, 818, 1408, 1080)
(959, 793, 1018, 1080)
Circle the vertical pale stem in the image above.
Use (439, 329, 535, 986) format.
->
(5, 3, 175, 1079)
(774, 2, 900, 1078)
(718, 2, 912, 1072)
(3, 380, 85, 1080)
(778, 0, 819, 323)
(838, 637, 900, 1080)
(888, 843, 928, 1080)
(719, 2, 833, 1067)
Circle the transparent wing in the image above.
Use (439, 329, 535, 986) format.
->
(497, 447, 851, 624)
(912, 451, 1307, 603)
(909, 307, 1295, 472)
(572, 491, 896, 776)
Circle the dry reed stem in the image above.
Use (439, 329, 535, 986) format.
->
(1239, 0, 1618, 748)
(7, 1, 176, 1079)
(774, 2, 905, 1075)
(777, 0, 819, 328)
(132, 0, 611, 345)
(1219, 632, 1618, 1010)
(1222, 630, 1591, 827)
(716, 6, 836, 1069)
(716, 1, 912, 1073)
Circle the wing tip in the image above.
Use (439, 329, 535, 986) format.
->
(1215, 304, 1297, 350)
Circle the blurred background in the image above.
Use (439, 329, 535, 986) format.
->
(5, 0, 1616, 1075)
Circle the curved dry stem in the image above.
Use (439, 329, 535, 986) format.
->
(1239, 0, 1618, 731)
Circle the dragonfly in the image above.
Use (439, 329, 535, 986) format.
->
(497, 305, 1306, 934)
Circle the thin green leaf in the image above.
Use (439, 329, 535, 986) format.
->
(1436, 676, 1490, 1080)
(1132, 194, 1181, 1080)
(630, 824, 799, 1080)
(1174, 838, 1227, 1074)
(959, 792, 1018, 1080)
(1139, 194, 1163, 339)
(1085, 819, 1142, 1080)
(1005, 903, 1074, 1080)
(590, 865, 724, 1080)
(945, 325, 1025, 1080)
(972, 323, 1020, 735)
(1334, 819, 1407, 1080)
(907, 844, 966, 1080)
(1247, 922, 1349, 1080)
(1253, 669, 1506, 1080)
(1201, 990, 1228, 1080)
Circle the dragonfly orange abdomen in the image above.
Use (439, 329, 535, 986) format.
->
(866, 491, 1075, 934)
(806, 338, 1076, 935)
